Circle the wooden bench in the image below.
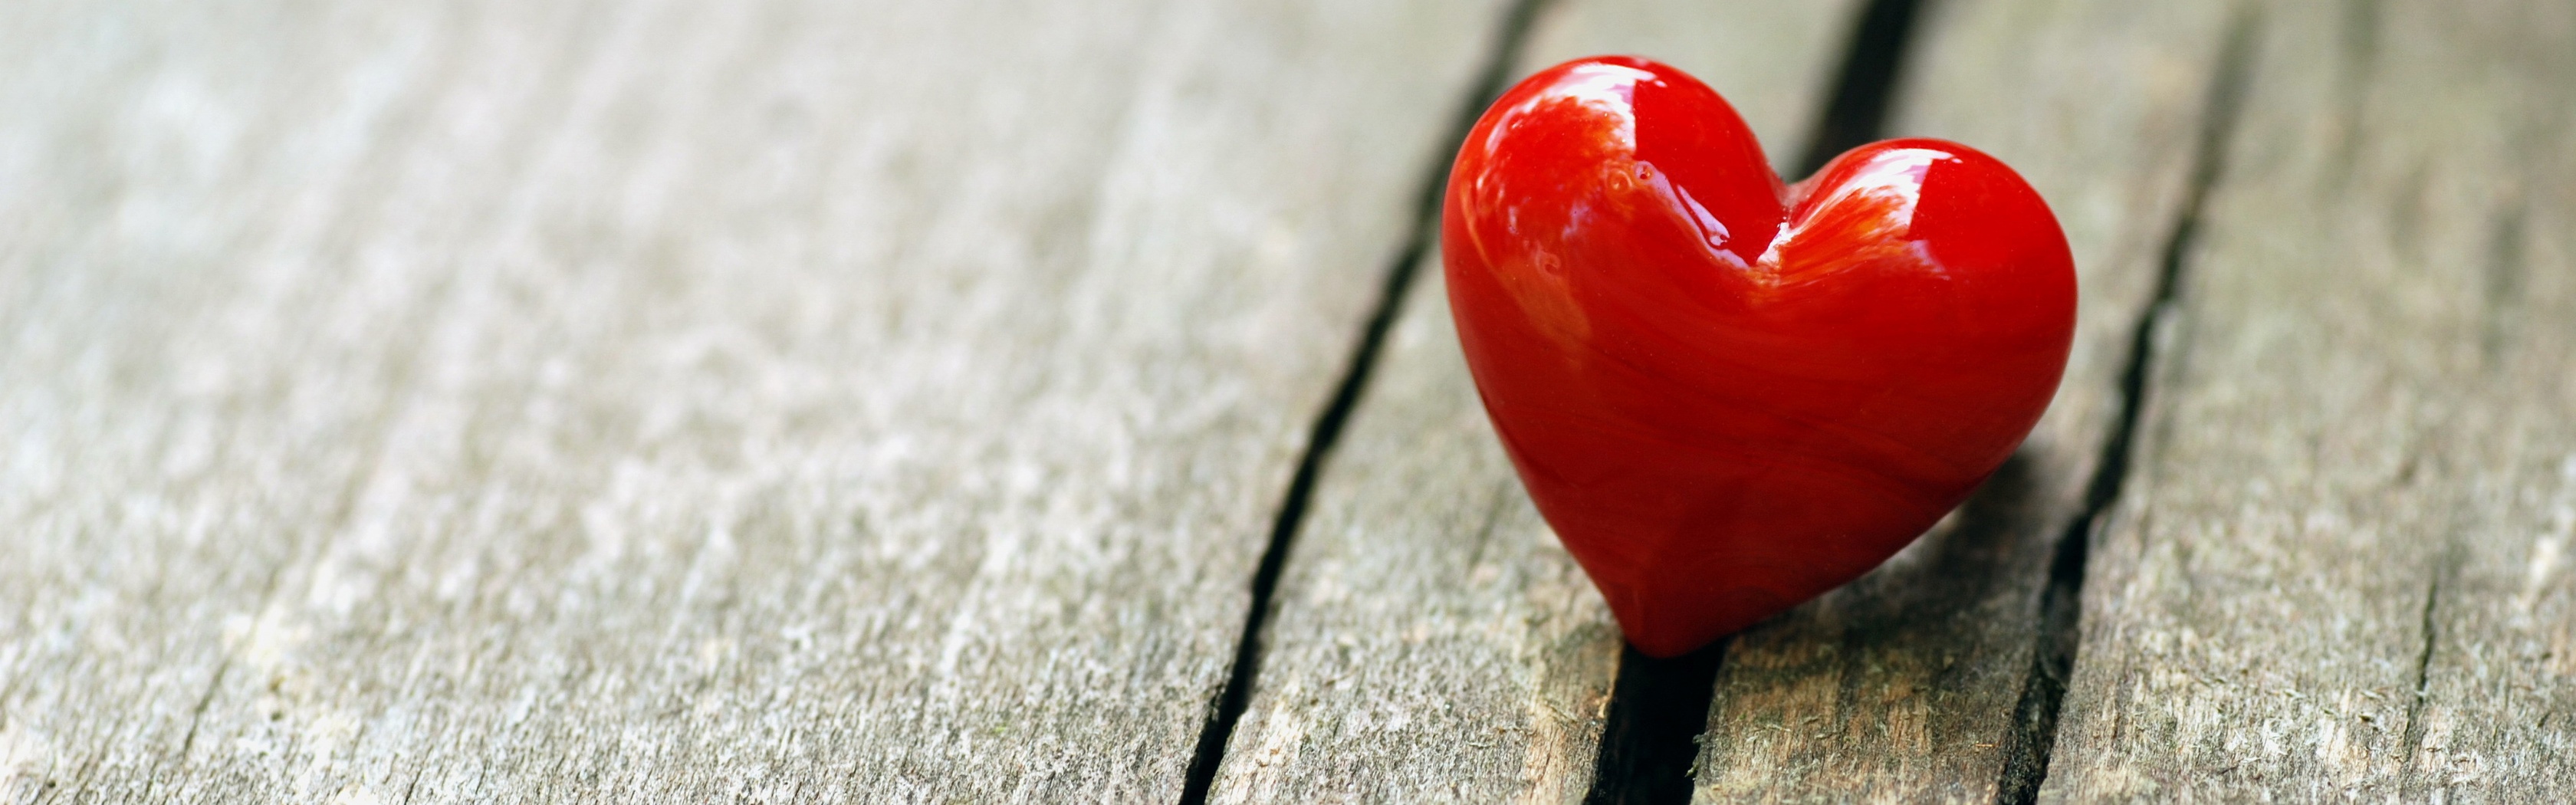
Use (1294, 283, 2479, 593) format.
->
(3, 0, 2568, 801)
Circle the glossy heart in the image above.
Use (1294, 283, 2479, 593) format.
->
(1442, 57, 2075, 657)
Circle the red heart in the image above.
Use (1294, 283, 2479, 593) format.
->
(1442, 56, 2075, 657)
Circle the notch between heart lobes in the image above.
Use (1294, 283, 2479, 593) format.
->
(1443, 56, 2075, 657)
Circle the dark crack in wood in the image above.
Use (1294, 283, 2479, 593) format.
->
(1585, 644, 1727, 805)
(1795, 0, 1927, 177)
(1173, 1, 1562, 800)
(1992, 8, 2260, 804)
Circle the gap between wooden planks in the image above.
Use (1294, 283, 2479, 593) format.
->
(2045, 0, 2576, 799)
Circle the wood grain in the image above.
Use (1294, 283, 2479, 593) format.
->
(1687, 1, 2247, 801)
(0, 1, 1514, 801)
(1206, 3, 1864, 802)
(2042, 0, 2576, 800)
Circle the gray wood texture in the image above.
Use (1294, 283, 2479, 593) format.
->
(0, 1, 1514, 801)
(2042, 0, 2576, 800)
(1691, 1, 2246, 801)
(1207, 2, 1865, 802)
(10, 0, 2576, 801)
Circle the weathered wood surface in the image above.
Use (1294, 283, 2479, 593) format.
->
(10, 0, 2576, 801)
(2042, 0, 2576, 800)
(1691, 1, 2245, 801)
(0, 1, 1515, 801)
(1205, 2, 1865, 801)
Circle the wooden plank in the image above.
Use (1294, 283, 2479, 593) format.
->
(1206, 3, 1865, 802)
(0, 1, 1516, 801)
(2042, 0, 2576, 799)
(1687, 1, 2248, 801)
